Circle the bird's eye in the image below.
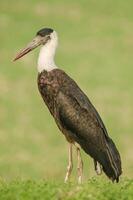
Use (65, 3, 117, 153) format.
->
(42, 35, 50, 45)
(47, 35, 51, 40)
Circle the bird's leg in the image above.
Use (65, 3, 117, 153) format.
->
(64, 143, 73, 183)
(76, 147, 83, 184)
(94, 159, 102, 175)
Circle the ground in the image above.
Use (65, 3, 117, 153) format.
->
(0, 0, 133, 199)
(0, 178, 133, 200)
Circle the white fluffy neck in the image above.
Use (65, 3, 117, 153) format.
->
(37, 31, 58, 72)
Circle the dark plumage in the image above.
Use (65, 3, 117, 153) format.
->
(36, 28, 53, 37)
(38, 69, 122, 182)
(14, 27, 122, 183)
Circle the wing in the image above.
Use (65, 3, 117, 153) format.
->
(55, 72, 122, 181)
(69, 85, 109, 137)
(56, 86, 109, 155)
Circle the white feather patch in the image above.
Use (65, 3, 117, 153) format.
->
(37, 31, 58, 72)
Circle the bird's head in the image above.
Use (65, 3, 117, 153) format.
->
(13, 28, 58, 61)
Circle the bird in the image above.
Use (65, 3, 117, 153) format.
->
(13, 27, 122, 183)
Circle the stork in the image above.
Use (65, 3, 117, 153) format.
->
(14, 28, 122, 183)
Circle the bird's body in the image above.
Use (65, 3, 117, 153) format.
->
(38, 68, 121, 182)
(14, 27, 122, 183)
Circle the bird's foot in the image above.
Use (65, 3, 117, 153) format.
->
(77, 147, 83, 184)
(78, 175, 82, 184)
(95, 162, 102, 175)
(64, 143, 73, 183)
(64, 176, 68, 183)
(64, 163, 73, 183)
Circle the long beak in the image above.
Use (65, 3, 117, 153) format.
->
(13, 36, 42, 61)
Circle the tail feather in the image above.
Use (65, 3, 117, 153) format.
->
(75, 132, 122, 182)
(101, 137, 122, 182)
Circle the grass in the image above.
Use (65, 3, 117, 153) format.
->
(0, 0, 133, 199)
(0, 178, 132, 200)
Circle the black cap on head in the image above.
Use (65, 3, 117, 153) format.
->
(36, 28, 54, 37)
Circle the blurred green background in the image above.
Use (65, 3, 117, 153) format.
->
(0, 0, 133, 181)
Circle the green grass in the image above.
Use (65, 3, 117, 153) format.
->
(0, 178, 132, 200)
(0, 0, 133, 198)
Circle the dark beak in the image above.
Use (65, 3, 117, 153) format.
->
(13, 36, 42, 61)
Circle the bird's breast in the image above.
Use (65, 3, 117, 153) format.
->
(38, 72, 59, 96)
(37, 70, 61, 116)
